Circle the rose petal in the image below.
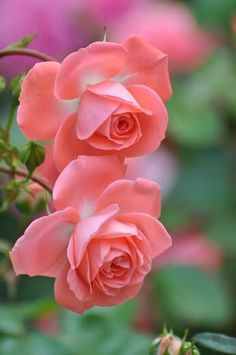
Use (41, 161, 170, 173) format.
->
(87, 113, 141, 151)
(10, 208, 80, 277)
(55, 262, 94, 314)
(119, 85, 168, 157)
(55, 42, 128, 99)
(53, 114, 98, 171)
(118, 213, 172, 259)
(17, 62, 72, 140)
(77, 89, 119, 140)
(122, 36, 172, 102)
(96, 178, 161, 218)
(96, 218, 138, 239)
(53, 156, 125, 211)
(93, 281, 143, 307)
(67, 204, 119, 269)
(77, 81, 147, 140)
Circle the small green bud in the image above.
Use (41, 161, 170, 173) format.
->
(181, 342, 200, 355)
(0, 76, 6, 92)
(20, 141, 45, 174)
(15, 199, 32, 215)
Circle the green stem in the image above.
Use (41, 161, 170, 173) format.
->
(4, 98, 18, 142)
(0, 48, 55, 62)
(0, 165, 52, 194)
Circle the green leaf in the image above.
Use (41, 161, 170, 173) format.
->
(0, 308, 25, 336)
(154, 266, 233, 328)
(205, 212, 236, 255)
(0, 76, 6, 92)
(167, 149, 232, 216)
(168, 106, 224, 147)
(6, 33, 37, 50)
(0, 333, 71, 355)
(20, 141, 45, 174)
(0, 211, 19, 242)
(60, 309, 151, 355)
(193, 333, 236, 354)
(9, 71, 27, 98)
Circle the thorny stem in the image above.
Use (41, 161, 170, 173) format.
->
(0, 48, 55, 62)
(0, 165, 52, 194)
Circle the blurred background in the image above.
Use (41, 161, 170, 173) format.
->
(0, 0, 236, 354)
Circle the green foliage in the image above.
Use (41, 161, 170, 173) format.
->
(193, 333, 236, 354)
(9, 71, 27, 98)
(0, 334, 71, 355)
(5, 33, 37, 50)
(0, 77, 6, 93)
(20, 141, 45, 174)
(189, 0, 236, 31)
(60, 309, 151, 355)
(154, 266, 233, 328)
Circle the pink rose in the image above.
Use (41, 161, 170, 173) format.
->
(10, 156, 171, 313)
(110, 2, 215, 73)
(154, 232, 223, 271)
(125, 148, 179, 199)
(17, 36, 171, 170)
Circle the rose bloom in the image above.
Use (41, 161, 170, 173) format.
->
(154, 232, 223, 271)
(17, 36, 171, 171)
(125, 147, 179, 199)
(10, 156, 171, 313)
(109, 2, 215, 73)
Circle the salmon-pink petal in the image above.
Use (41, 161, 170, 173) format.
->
(67, 269, 92, 302)
(87, 113, 141, 151)
(118, 213, 172, 259)
(94, 281, 143, 307)
(77, 81, 147, 140)
(155, 234, 222, 271)
(87, 81, 145, 110)
(77, 90, 118, 140)
(53, 156, 125, 211)
(120, 85, 168, 157)
(17, 62, 72, 140)
(96, 218, 138, 239)
(67, 204, 119, 269)
(96, 178, 161, 218)
(53, 114, 98, 171)
(10, 208, 80, 277)
(55, 42, 128, 99)
(36, 142, 59, 186)
(122, 36, 172, 102)
(55, 262, 94, 314)
(87, 240, 111, 280)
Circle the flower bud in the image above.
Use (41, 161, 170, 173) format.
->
(150, 333, 182, 355)
(20, 141, 45, 174)
(181, 342, 200, 355)
(150, 332, 201, 355)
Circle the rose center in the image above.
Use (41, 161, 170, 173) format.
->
(112, 114, 135, 136)
(102, 255, 130, 277)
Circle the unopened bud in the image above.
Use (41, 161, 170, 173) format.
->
(20, 141, 45, 174)
(181, 342, 200, 355)
(150, 333, 182, 355)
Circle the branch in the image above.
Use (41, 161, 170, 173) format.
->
(0, 166, 52, 194)
(0, 48, 56, 62)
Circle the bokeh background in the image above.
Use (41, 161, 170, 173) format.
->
(0, 0, 236, 354)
